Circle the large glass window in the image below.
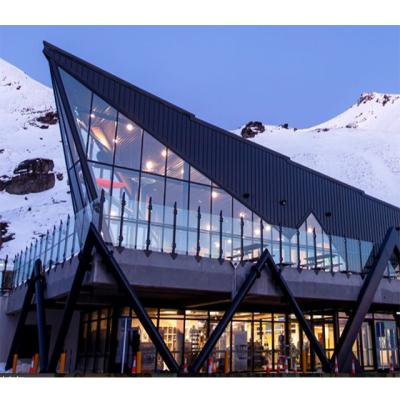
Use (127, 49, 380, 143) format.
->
(232, 314, 252, 372)
(190, 167, 211, 185)
(87, 95, 117, 164)
(347, 239, 362, 273)
(189, 183, 211, 230)
(375, 320, 398, 369)
(211, 188, 232, 234)
(56, 72, 377, 269)
(184, 315, 208, 369)
(59, 68, 92, 150)
(137, 173, 165, 251)
(114, 114, 142, 170)
(110, 168, 140, 248)
(141, 131, 166, 176)
(157, 310, 184, 368)
(166, 150, 189, 180)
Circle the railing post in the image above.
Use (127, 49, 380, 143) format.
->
(279, 224, 283, 266)
(27, 243, 33, 279)
(15, 252, 20, 287)
(49, 226, 56, 269)
(196, 206, 201, 261)
(39, 234, 44, 261)
(118, 192, 126, 248)
(33, 239, 38, 276)
(98, 189, 105, 233)
(56, 220, 63, 264)
(11, 255, 16, 289)
(145, 197, 152, 254)
(240, 216, 244, 264)
(171, 201, 177, 259)
(78, 207, 87, 247)
(313, 228, 317, 271)
(70, 216, 77, 260)
(344, 237, 349, 274)
(218, 210, 223, 263)
(260, 219, 264, 254)
(358, 239, 363, 274)
(43, 230, 50, 270)
(296, 229, 301, 270)
(22, 247, 28, 283)
(1, 255, 7, 293)
(63, 215, 71, 263)
(329, 235, 334, 275)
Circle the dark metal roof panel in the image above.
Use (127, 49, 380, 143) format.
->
(43, 41, 400, 245)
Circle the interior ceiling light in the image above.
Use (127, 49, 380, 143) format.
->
(307, 227, 314, 234)
(90, 127, 112, 150)
(145, 160, 154, 170)
(161, 149, 167, 157)
(126, 123, 134, 131)
(211, 191, 219, 199)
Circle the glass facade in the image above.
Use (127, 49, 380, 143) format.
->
(56, 68, 377, 275)
(76, 307, 400, 374)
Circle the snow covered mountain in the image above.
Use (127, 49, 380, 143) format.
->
(234, 92, 400, 208)
(0, 57, 399, 262)
(0, 58, 72, 260)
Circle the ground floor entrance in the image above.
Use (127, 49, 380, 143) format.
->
(74, 307, 400, 375)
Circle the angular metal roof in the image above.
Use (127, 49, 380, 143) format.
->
(43, 41, 400, 245)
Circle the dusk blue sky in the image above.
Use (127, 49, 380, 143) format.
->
(1, 26, 399, 130)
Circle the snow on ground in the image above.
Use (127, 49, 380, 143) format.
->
(0, 58, 72, 260)
(233, 92, 400, 208)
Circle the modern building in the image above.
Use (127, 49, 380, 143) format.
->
(0, 42, 399, 376)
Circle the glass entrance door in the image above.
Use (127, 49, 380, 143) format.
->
(311, 318, 335, 371)
(375, 320, 398, 369)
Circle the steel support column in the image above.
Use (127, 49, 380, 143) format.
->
(265, 254, 330, 372)
(5, 276, 36, 370)
(332, 227, 400, 373)
(190, 249, 270, 373)
(33, 259, 48, 372)
(90, 224, 180, 373)
(47, 230, 95, 372)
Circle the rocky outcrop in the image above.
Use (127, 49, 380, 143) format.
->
(0, 221, 14, 248)
(13, 158, 54, 175)
(5, 173, 55, 195)
(241, 121, 265, 138)
(0, 158, 56, 195)
(36, 111, 58, 125)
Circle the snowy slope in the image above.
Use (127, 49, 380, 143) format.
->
(0, 58, 72, 260)
(233, 92, 400, 208)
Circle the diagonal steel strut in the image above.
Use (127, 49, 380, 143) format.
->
(5, 275, 36, 370)
(332, 227, 400, 373)
(47, 224, 179, 373)
(266, 254, 330, 372)
(190, 249, 330, 374)
(90, 225, 180, 373)
(47, 230, 95, 372)
(190, 249, 271, 374)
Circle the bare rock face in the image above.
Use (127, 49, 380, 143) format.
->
(5, 173, 55, 195)
(0, 158, 56, 195)
(36, 111, 58, 125)
(13, 158, 54, 175)
(241, 121, 265, 138)
(0, 221, 15, 248)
